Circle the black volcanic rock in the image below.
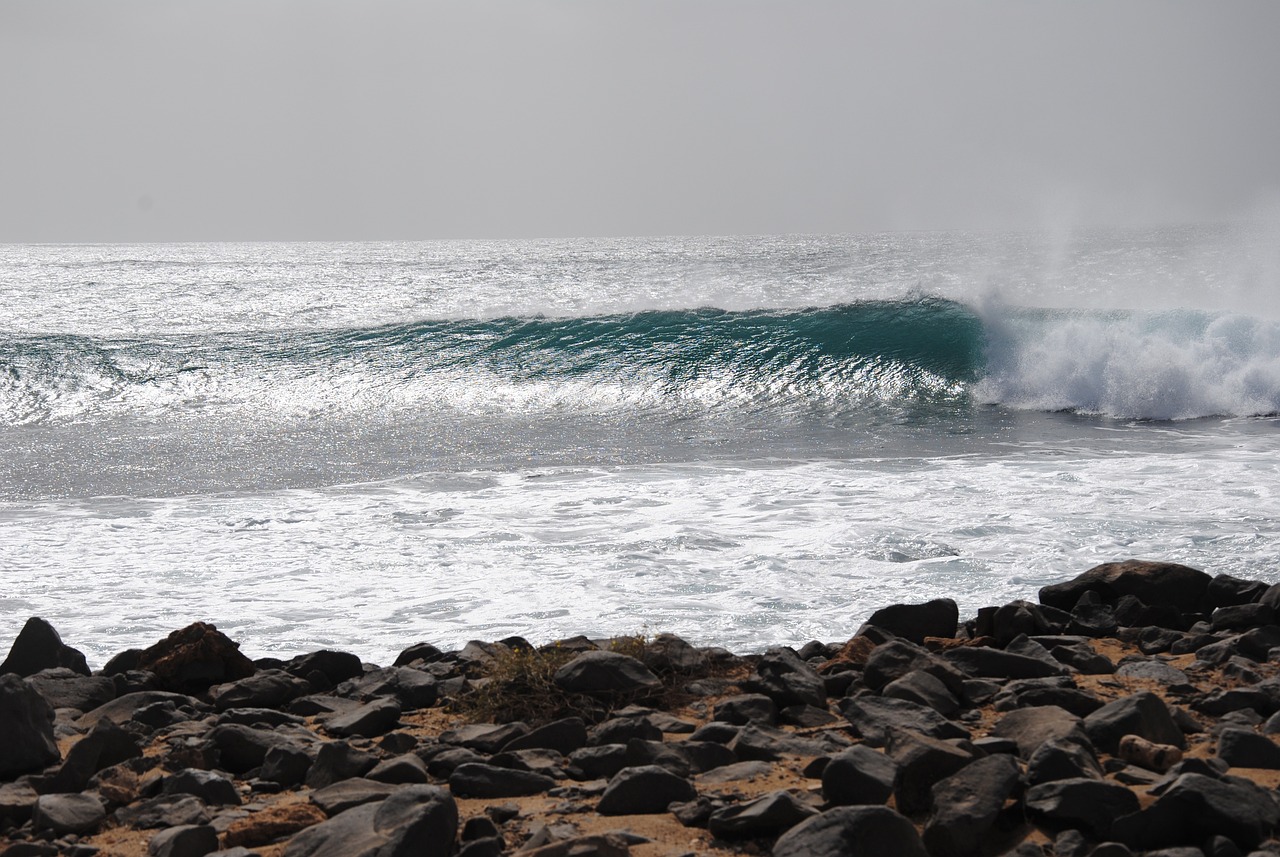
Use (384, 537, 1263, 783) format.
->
(860, 598, 959, 644)
(0, 673, 60, 779)
(1039, 560, 1211, 613)
(772, 805, 929, 857)
(0, 618, 90, 677)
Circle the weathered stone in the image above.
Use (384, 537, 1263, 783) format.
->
(641, 633, 709, 675)
(1026, 737, 1104, 785)
(1217, 727, 1280, 769)
(310, 778, 399, 816)
(32, 792, 106, 835)
(212, 724, 307, 775)
(1114, 660, 1190, 686)
(565, 743, 627, 780)
(882, 670, 960, 717)
(450, 763, 556, 798)
(148, 824, 219, 857)
(861, 599, 959, 644)
(393, 642, 443, 666)
(749, 647, 827, 708)
(306, 740, 378, 789)
(1111, 773, 1280, 852)
(344, 667, 438, 710)
(209, 670, 310, 712)
(1039, 560, 1211, 613)
(923, 753, 1022, 857)
(1049, 643, 1116, 674)
(0, 673, 60, 778)
(442, 721, 531, 753)
(367, 753, 430, 784)
(729, 722, 847, 761)
(837, 694, 968, 747)
(991, 705, 1089, 759)
(497, 716, 588, 755)
(772, 805, 929, 857)
(886, 728, 975, 816)
(597, 765, 696, 815)
(696, 760, 775, 785)
(0, 617, 89, 677)
(711, 694, 778, 726)
(283, 784, 458, 857)
(325, 697, 402, 738)
(162, 768, 241, 806)
(1084, 691, 1186, 754)
(943, 645, 1068, 680)
(77, 690, 200, 728)
(519, 834, 631, 857)
(553, 651, 661, 695)
(26, 668, 115, 712)
(707, 789, 818, 839)
(0, 782, 39, 824)
(1212, 603, 1276, 632)
(821, 744, 897, 806)
(1067, 601, 1119, 638)
(114, 794, 209, 829)
(1025, 777, 1139, 839)
(284, 650, 365, 685)
(862, 640, 967, 697)
(45, 716, 140, 792)
(260, 744, 311, 786)
(1208, 574, 1269, 608)
(136, 622, 256, 694)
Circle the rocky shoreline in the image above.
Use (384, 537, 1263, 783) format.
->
(4, 559, 1280, 856)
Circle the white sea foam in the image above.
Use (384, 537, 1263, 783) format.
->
(976, 302, 1280, 419)
(2, 445, 1277, 667)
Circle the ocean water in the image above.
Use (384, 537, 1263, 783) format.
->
(2, 227, 1279, 667)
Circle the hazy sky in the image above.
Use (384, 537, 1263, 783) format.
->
(3, 1, 1279, 242)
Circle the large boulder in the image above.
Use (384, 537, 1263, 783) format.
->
(749, 647, 826, 708)
(1025, 777, 1140, 840)
(553, 651, 661, 695)
(1039, 560, 1211, 613)
(596, 765, 696, 815)
(837, 695, 968, 747)
(1083, 691, 1185, 754)
(707, 790, 819, 839)
(449, 763, 555, 798)
(209, 670, 310, 712)
(45, 717, 140, 793)
(1111, 772, 1280, 852)
(0, 673, 60, 778)
(283, 785, 458, 857)
(886, 729, 975, 816)
(772, 805, 928, 857)
(0, 618, 89, 677)
(991, 706, 1089, 759)
(136, 623, 256, 693)
(923, 753, 1022, 857)
(860, 599, 959, 644)
(26, 668, 116, 712)
(32, 793, 106, 835)
(821, 744, 897, 807)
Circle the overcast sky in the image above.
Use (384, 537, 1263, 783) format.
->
(2, 1, 1278, 242)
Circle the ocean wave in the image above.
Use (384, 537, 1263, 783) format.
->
(0, 298, 982, 425)
(977, 303, 1280, 420)
(2, 297, 1278, 425)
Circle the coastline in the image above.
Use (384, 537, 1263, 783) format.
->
(3, 559, 1280, 856)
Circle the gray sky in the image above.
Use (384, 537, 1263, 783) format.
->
(2, 1, 1279, 242)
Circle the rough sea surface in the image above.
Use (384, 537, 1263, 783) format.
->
(2, 227, 1278, 666)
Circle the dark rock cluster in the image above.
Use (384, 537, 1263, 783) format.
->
(3, 559, 1280, 856)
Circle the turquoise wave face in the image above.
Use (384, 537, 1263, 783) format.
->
(0, 298, 987, 424)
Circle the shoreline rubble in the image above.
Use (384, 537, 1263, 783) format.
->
(3, 559, 1280, 856)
